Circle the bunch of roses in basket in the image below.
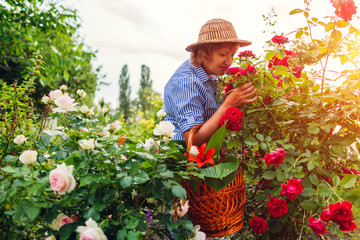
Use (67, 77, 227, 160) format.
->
(186, 106, 243, 169)
(184, 106, 244, 191)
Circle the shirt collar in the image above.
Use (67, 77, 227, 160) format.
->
(188, 60, 220, 83)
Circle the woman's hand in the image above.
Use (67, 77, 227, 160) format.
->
(223, 82, 258, 108)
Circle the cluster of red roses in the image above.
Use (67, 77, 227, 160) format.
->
(223, 64, 257, 94)
(219, 106, 243, 132)
(331, 0, 357, 21)
(269, 35, 304, 79)
(309, 200, 357, 234)
(250, 149, 306, 235)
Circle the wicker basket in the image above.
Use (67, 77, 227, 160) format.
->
(183, 125, 246, 238)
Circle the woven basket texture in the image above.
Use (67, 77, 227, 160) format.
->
(183, 125, 246, 238)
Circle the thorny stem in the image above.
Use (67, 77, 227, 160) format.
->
(298, 210, 307, 240)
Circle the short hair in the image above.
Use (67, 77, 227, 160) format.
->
(190, 42, 240, 67)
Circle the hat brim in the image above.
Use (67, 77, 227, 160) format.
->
(185, 39, 252, 52)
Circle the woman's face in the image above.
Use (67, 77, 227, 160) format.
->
(201, 45, 237, 77)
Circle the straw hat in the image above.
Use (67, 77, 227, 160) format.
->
(185, 18, 251, 52)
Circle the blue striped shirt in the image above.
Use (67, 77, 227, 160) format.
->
(163, 59, 220, 141)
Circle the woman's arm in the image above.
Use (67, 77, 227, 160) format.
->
(184, 82, 258, 146)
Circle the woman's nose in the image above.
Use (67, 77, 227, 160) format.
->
(225, 55, 233, 65)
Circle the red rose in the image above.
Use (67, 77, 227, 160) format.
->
(329, 200, 353, 223)
(224, 84, 234, 94)
(308, 217, 327, 235)
(271, 35, 289, 44)
(249, 216, 268, 235)
(293, 66, 304, 78)
(267, 196, 288, 218)
(238, 50, 255, 58)
(280, 178, 303, 200)
(219, 107, 243, 132)
(331, 0, 357, 21)
(320, 208, 331, 222)
(339, 219, 357, 232)
(227, 66, 241, 75)
(263, 148, 286, 166)
(246, 64, 257, 74)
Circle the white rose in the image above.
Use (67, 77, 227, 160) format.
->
(41, 95, 50, 104)
(189, 146, 199, 156)
(53, 95, 76, 113)
(79, 105, 90, 114)
(140, 138, 160, 152)
(50, 213, 73, 231)
(45, 236, 56, 240)
(79, 138, 95, 150)
(49, 163, 76, 195)
(19, 150, 38, 164)
(14, 134, 27, 145)
(76, 89, 87, 99)
(101, 106, 109, 114)
(156, 109, 167, 119)
(87, 109, 95, 116)
(49, 89, 63, 100)
(104, 121, 121, 133)
(153, 121, 175, 139)
(76, 218, 107, 240)
(59, 85, 67, 91)
(190, 225, 206, 240)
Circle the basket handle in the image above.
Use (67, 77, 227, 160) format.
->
(187, 124, 202, 152)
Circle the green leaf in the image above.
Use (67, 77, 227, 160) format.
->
(117, 229, 127, 240)
(84, 207, 100, 221)
(336, 20, 349, 28)
(171, 185, 186, 198)
(1, 166, 16, 173)
(332, 175, 341, 187)
(340, 175, 357, 189)
(307, 126, 320, 134)
(4, 155, 18, 162)
(296, 30, 304, 38)
(134, 171, 150, 184)
(339, 55, 349, 65)
(265, 51, 276, 60)
(244, 136, 258, 146)
(263, 171, 276, 180)
(301, 200, 319, 210)
(331, 29, 342, 42)
(127, 231, 142, 240)
(206, 124, 226, 163)
(309, 174, 319, 185)
(318, 183, 332, 196)
(200, 156, 238, 179)
(120, 176, 133, 188)
(129, 161, 141, 176)
(125, 217, 139, 229)
(204, 168, 238, 192)
(26, 207, 40, 220)
(301, 187, 316, 197)
(325, 22, 335, 32)
(289, 8, 303, 15)
(256, 133, 264, 142)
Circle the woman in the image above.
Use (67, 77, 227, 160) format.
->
(163, 18, 258, 146)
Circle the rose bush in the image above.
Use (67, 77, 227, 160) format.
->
(1, 0, 360, 239)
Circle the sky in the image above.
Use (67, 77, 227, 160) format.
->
(63, 0, 337, 109)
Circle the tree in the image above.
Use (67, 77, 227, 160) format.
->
(118, 64, 131, 121)
(138, 64, 156, 118)
(0, 0, 100, 111)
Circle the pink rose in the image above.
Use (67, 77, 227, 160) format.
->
(49, 163, 76, 195)
(50, 213, 73, 231)
(76, 218, 107, 240)
(53, 95, 76, 113)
